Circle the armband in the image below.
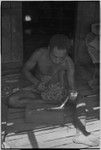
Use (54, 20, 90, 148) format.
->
(69, 90, 78, 98)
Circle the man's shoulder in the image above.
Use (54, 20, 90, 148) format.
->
(24, 47, 48, 67)
(33, 47, 48, 56)
(35, 47, 48, 52)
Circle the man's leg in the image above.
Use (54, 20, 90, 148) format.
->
(66, 94, 99, 146)
(8, 90, 42, 108)
(66, 94, 90, 136)
(8, 89, 53, 109)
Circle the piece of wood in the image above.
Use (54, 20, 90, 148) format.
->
(5, 119, 100, 148)
(5, 120, 100, 148)
(5, 131, 39, 148)
(8, 108, 24, 113)
(7, 112, 24, 120)
(2, 1, 23, 72)
(74, 1, 99, 63)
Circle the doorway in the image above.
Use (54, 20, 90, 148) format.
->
(22, 1, 78, 63)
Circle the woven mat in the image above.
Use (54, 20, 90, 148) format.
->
(1, 74, 21, 99)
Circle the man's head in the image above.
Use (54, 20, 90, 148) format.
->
(49, 34, 70, 64)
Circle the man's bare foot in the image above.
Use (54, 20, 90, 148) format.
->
(73, 133, 99, 147)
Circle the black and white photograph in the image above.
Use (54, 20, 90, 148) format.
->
(1, 1, 100, 149)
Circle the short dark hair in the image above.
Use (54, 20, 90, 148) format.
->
(49, 34, 70, 51)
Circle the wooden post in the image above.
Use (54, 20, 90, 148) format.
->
(2, 1, 23, 73)
(74, 1, 100, 64)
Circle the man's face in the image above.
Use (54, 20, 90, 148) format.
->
(51, 47, 67, 64)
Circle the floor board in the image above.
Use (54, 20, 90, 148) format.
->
(5, 119, 100, 148)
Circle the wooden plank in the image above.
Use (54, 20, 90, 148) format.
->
(5, 120, 100, 148)
(11, 8, 23, 63)
(5, 129, 77, 148)
(8, 108, 24, 113)
(86, 122, 100, 133)
(5, 128, 100, 148)
(6, 124, 73, 139)
(6, 118, 62, 134)
(34, 124, 73, 136)
(7, 112, 24, 120)
(5, 137, 31, 148)
(5, 131, 39, 148)
(2, 12, 11, 63)
(74, 2, 99, 62)
(35, 119, 100, 141)
(5, 132, 30, 142)
(35, 127, 75, 143)
(2, 2, 23, 72)
(55, 140, 99, 149)
(37, 136, 74, 148)
(45, 123, 99, 148)
(34, 120, 99, 143)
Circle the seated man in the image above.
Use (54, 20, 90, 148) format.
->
(8, 34, 99, 146)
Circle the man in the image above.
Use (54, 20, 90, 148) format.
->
(8, 34, 99, 146)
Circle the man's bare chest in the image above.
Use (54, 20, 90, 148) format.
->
(38, 54, 60, 75)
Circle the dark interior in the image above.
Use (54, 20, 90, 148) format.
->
(22, 1, 78, 63)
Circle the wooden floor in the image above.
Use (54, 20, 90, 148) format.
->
(1, 102, 100, 149)
(4, 117, 100, 148)
(1, 73, 100, 149)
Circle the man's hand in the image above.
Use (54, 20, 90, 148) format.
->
(69, 90, 78, 101)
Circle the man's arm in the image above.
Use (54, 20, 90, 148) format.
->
(66, 56, 75, 90)
(23, 49, 42, 86)
(65, 56, 79, 101)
